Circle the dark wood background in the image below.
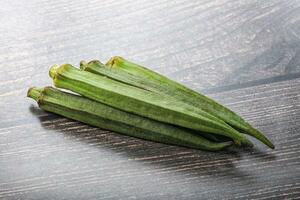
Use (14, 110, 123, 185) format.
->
(1, 0, 300, 199)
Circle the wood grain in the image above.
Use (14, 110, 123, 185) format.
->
(0, 0, 300, 199)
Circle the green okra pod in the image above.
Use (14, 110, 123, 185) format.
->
(49, 64, 253, 147)
(94, 56, 273, 149)
(80, 61, 231, 143)
(27, 87, 233, 151)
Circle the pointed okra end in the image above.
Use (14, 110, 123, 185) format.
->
(268, 141, 275, 149)
(256, 133, 274, 149)
(27, 87, 43, 101)
(246, 126, 275, 149)
(253, 129, 275, 149)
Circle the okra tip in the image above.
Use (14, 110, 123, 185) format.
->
(248, 127, 275, 149)
(27, 87, 43, 101)
(264, 139, 275, 149)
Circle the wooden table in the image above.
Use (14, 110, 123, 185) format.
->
(1, 0, 299, 199)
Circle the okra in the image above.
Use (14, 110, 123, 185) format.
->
(27, 87, 233, 151)
(80, 61, 231, 143)
(96, 56, 274, 149)
(49, 64, 253, 146)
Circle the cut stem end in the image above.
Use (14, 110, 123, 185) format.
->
(106, 56, 124, 68)
(27, 87, 43, 101)
(80, 61, 88, 70)
(49, 64, 60, 79)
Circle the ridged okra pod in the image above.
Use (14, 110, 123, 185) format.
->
(49, 64, 253, 147)
(95, 56, 273, 149)
(80, 61, 230, 143)
(27, 87, 233, 151)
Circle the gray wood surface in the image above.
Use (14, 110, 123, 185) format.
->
(1, 0, 300, 199)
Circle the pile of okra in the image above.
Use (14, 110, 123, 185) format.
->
(28, 56, 274, 151)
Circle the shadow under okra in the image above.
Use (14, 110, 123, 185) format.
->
(28, 105, 276, 181)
